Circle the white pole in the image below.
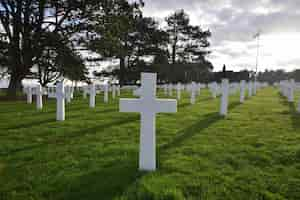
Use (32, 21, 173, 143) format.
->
(56, 82, 65, 121)
(36, 85, 43, 110)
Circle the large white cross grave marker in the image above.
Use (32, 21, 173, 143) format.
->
(119, 73, 177, 171)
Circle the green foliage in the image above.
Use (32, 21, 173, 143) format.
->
(87, 0, 168, 85)
(0, 0, 92, 95)
(0, 40, 9, 69)
(88, 0, 140, 58)
(165, 9, 211, 64)
(36, 32, 88, 85)
(0, 88, 300, 199)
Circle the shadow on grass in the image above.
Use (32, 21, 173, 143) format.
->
(178, 102, 190, 109)
(57, 158, 144, 200)
(0, 115, 140, 157)
(40, 109, 56, 114)
(159, 112, 221, 153)
(200, 97, 215, 102)
(0, 104, 35, 114)
(94, 108, 119, 114)
(279, 94, 300, 130)
(228, 101, 241, 110)
(66, 105, 89, 112)
(178, 96, 218, 110)
(66, 108, 119, 120)
(3, 118, 56, 130)
(160, 101, 241, 153)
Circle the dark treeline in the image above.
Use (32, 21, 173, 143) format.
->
(99, 67, 298, 84)
(257, 69, 300, 84)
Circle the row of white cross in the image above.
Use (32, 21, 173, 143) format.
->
(23, 73, 269, 172)
(82, 84, 121, 107)
(24, 83, 121, 121)
(279, 79, 300, 113)
(153, 80, 267, 115)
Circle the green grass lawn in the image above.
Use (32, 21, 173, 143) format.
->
(0, 87, 300, 200)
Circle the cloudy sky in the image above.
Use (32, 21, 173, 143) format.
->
(140, 0, 300, 72)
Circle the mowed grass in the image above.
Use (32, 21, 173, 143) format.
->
(0, 87, 300, 200)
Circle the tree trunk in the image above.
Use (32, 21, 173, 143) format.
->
(172, 44, 176, 64)
(7, 46, 24, 98)
(7, 73, 23, 98)
(119, 57, 126, 86)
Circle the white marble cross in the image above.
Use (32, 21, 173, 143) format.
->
(56, 82, 65, 121)
(119, 73, 177, 171)
(65, 86, 72, 103)
(253, 81, 257, 96)
(288, 79, 295, 102)
(240, 80, 246, 103)
(83, 86, 88, 99)
(36, 85, 43, 110)
(70, 87, 74, 99)
(220, 79, 229, 116)
(112, 85, 116, 99)
(117, 85, 121, 96)
(177, 83, 182, 100)
(190, 82, 197, 105)
(104, 84, 109, 103)
(197, 83, 201, 96)
(211, 82, 218, 98)
(26, 87, 32, 104)
(168, 84, 173, 96)
(163, 84, 168, 96)
(89, 84, 96, 108)
(248, 81, 253, 97)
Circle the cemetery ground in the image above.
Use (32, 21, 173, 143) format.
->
(0, 88, 300, 200)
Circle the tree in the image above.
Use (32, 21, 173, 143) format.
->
(257, 69, 289, 84)
(86, 0, 142, 86)
(165, 9, 211, 64)
(290, 69, 300, 82)
(132, 17, 169, 63)
(0, 0, 92, 97)
(0, 39, 9, 76)
(88, 0, 168, 85)
(35, 33, 88, 86)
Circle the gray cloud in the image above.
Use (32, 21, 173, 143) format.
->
(141, 0, 300, 71)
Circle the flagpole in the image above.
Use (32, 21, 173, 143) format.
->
(255, 32, 260, 75)
(253, 31, 261, 85)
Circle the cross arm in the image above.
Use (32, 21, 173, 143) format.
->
(119, 98, 141, 113)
